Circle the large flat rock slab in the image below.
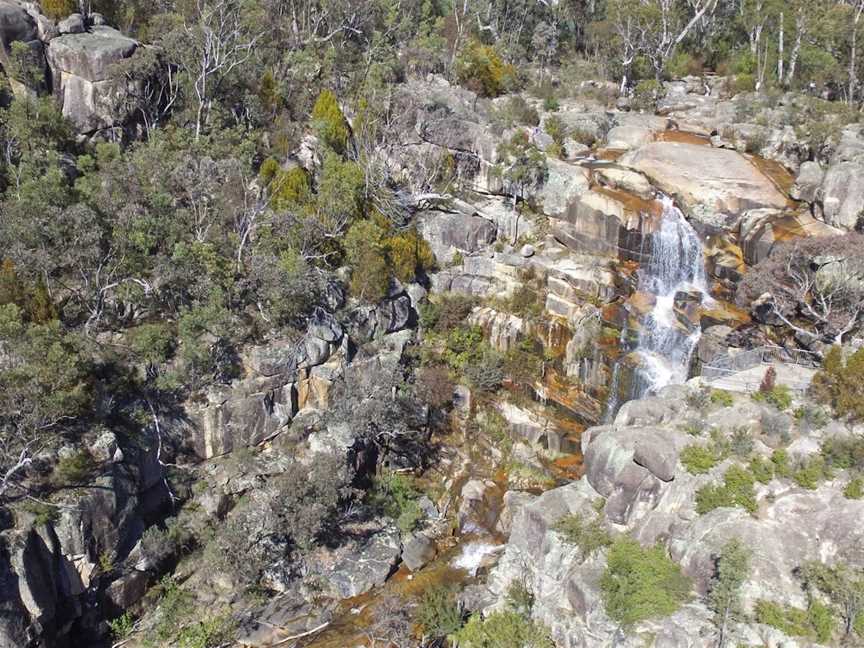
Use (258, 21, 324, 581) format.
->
(46, 26, 137, 82)
(621, 141, 787, 218)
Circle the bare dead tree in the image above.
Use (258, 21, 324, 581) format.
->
(177, 0, 267, 140)
(738, 235, 864, 345)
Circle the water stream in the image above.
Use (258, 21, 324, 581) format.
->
(605, 197, 710, 419)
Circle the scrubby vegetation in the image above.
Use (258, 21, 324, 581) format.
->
(695, 465, 757, 514)
(553, 511, 613, 561)
(600, 538, 691, 626)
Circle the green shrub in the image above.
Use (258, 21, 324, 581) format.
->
(821, 436, 864, 472)
(175, 614, 236, 648)
(761, 411, 791, 442)
(141, 517, 193, 566)
(23, 501, 59, 526)
(844, 477, 864, 499)
(729, 427, 755, 458)
(455, 41, 517, 98)
(771, 449, 792, 478)
(543, 96, 559, 111)
(310, 90, 350, 153)
(343, 220, 390, 302)
(368, 471, 423, 533)
(570, 127, 598, 147)
(553, 513, 613, 561)
(755, 599, 834, 641)
(633, 79, 662, 112)
(686, 388, 711, 411)
(792, 456, 828, 490)
(384, 228, 436, 283)
(811, 346, 864, 421)
(710, 390, 734, 407)
(452, 610, 553, 648)
(416, 586, 463, 639)
(262, 161, 312, 211)
(794, 405, 829, 431)
(53, 450, 96, 485)
(443, 325, 487, 370)
(600, 538, 691, 626)
(107, 612, 135, 640)
(465, 350, 505, 393)
(666, 52, 703, 78)
(152, 577, 195, 642)
(752, 385, 792, 410)
(502, 338, 543, 385)
(40, 0, 76, 19)
(543, 116, 568, 146)
(748, 456, 775, 484)
(680, 444, 721, 475)
(808, 600, 836, 643)
(505, 580, 535, 616)
(732, 73, 756, 93)
(695, 465, 757, 514)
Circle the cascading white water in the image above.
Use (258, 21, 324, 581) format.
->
(605, 197, 710, 419)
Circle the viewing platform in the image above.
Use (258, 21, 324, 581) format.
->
(700, 345, 821, 393)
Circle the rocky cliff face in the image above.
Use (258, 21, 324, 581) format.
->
(485, 386, 864, 648)
(1, 1, 139, 134)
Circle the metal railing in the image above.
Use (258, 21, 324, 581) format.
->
(700, 345, 821, 392)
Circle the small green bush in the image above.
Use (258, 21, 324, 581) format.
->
(710, 390, 734, 407)
(384, 228, 436, 283)
(686, 388, 711, 411)
(444, 326, 485, 370)
(455, 40, 517, 98)
(792, 456, 828, 490)
(465, 350, 505, 393)
(600, 538, 691, 626)
(543, 115, 568, 146)
(53, 450, 96, 485)
(107, 612, 135, 640)
(794, 405, 829, 431)
(23, 501, 59, 526)
(633, 79, 662, 112)
(752, 385, 792, 410)
(821, 436, 864, 472)
(844, 477, 864, 499)
(748, 456, 775, 484)
(754, 599, 834, 642)
(368, 471, 423, 533)
(175, 614, 236, 648)
(695, 465, 757, 514)
(343, 219, 390, 302)
(152, 577, 195, 642)
(772, 449, 792, 478)
(679, 444, 720, 475)
(543, 96, 559, 111)
(310, 90, 350, 153)
(730, 427, 754, 458)
(453, 610, 554, 648)
(40, 0, 76, 20)
(553, 513, 613, 561)
(416, 586, 463, 639)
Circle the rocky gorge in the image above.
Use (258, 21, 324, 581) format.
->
(2, 2, 864, 648)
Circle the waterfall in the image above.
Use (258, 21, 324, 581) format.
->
(605, 197, 709, 420)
